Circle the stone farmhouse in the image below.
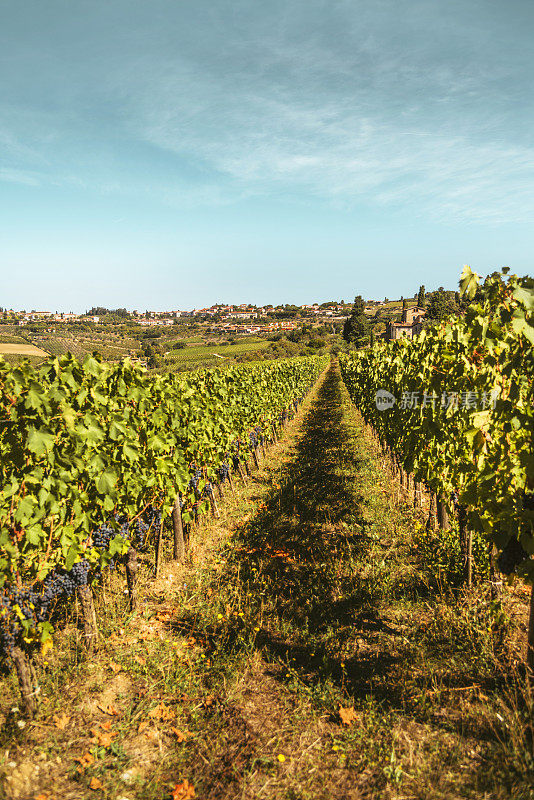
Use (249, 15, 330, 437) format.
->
(386, 306, 426, 340)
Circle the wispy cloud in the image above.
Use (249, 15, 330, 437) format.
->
(0, 167, 41, 186)
(1, 0, 533, 223)
(135, 72, 534, 223)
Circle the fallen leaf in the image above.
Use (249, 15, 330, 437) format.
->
(203, 695, 215, 708)
(108, 661, 122, 674)
(157, 610, 175, 622)
(100, 719, 113, 731)
(89, 776, 104, 790)
(53, 712, 70, 730)
(138, 720, 149, 733)
(73, 752, 95, 769)
(34, 793, 55, 800)
(171, 727, 191, 742)
(90, 728, 117, 747)
(148, 702, 175, 721)
(144, 728, 159, 743)
(338, 705, 357, 726)
(171, 779, 196, 799)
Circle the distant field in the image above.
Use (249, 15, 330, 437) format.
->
(164, 339, 270, 369)
(0, 342, 49, 357)
(0, 333, 29, 345)
(376, 299, 417, 309)
(26, 332, 140, 362)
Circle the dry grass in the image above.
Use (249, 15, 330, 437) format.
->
(0, 363, 532, 800)
(0, 342, 49, 356)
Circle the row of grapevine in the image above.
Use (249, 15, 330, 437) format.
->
(0, 351, 327, 712)
(339, 266, 534, 665)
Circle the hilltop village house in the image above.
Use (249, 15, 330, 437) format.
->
(386, 306, 426, 340)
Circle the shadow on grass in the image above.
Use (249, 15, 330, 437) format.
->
(167, 364, 534, 798)
(205, 363, 409, 705)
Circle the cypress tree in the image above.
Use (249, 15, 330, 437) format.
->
(342, 295, 368, 345)
(417, 285, 426, 308)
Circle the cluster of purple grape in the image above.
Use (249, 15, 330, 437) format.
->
(202, 482, 214, 498)
(146, 506, 162, 530)
(0, 559, 91, 659)
(0, 498, 180, 660)
(188, 467, 203, 498)
(92, 522, 116, 551)
(217, 462, 230, 483)
(249, 425, 263, 450)
(0, 592, 18, 655)
(39, 561, 91, 616)
(130, 518, 150, 551)
(0, 586, 41, 655)
(92, 512, 154, 558)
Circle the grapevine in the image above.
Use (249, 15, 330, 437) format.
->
(340, 266, 534, 665)
(0, 351, 327, 710)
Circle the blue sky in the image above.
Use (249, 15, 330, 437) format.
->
(1, 0, 533, 311)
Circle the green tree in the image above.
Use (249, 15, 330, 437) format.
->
(352, 295, 365, 315)
(417, 285, 426, 308)
(426, 289, 460, 321)
(343, 295, 368, 345)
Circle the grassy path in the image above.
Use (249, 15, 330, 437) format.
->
(1, 363, 531, 799)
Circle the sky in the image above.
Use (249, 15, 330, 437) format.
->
(1, 0, 533, 311)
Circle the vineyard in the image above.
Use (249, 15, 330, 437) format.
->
(161, 339, 270, 371)
(1, 270, 534, 799)
(0, 353, 327, 716)
(340, 266, 534, 664)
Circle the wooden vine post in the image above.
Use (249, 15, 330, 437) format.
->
(208, 485, 220, 518)
(528, 585, 534, 676)
(125, 547, 139, 611)
(172, 494, 185, 561)
(488, 544, 502, 601)
(77, 585, 99, 654)
(227, 469, 236, 494)
(237, 461, 247, 483)
(11, 647, 39, 717)
(458, 504, 473, 588)
(154, 514, 164, 578)
(427, 493, 438, 531)
(437, 495, 450, 531)
(414, 482, 423, 509)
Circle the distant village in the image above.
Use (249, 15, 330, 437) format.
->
(2, 293, 434, 341)
(3, 301, 353, 336)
